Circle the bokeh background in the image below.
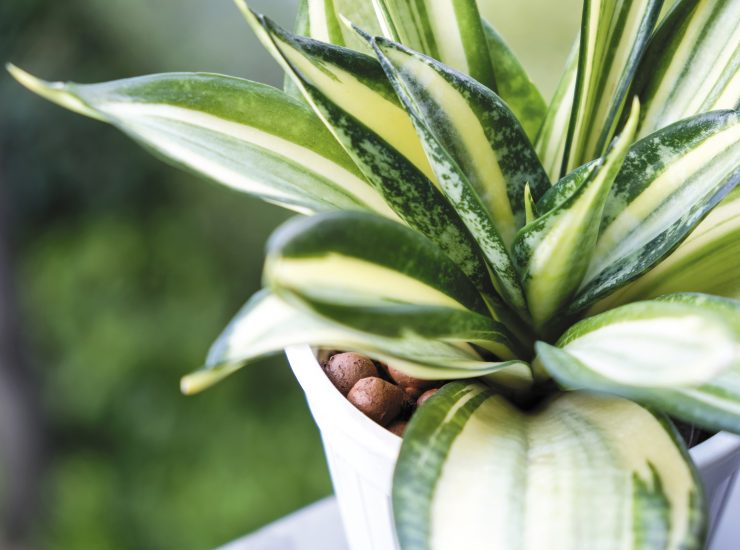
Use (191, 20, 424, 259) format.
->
(0, 1, 579, 548)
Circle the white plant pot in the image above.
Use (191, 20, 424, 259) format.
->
(286, 345, 740, 550)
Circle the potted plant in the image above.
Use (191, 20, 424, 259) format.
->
(10, 0, 740, 547)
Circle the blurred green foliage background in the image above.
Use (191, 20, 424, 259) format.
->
(1, 1, 578, 548)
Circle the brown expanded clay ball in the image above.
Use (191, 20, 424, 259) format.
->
(348, 377, 406, 426)
(386, 366, 436, 400)
(416, 388, 439, 408)
(324, 352, 378, 396)
(387, 420, 407, 437)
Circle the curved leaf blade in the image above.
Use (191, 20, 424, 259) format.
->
(303, 0, 385, 52)
(265, 212, 488, 315)
(180, 291, 522, 394)
(264, 212, 522, 359)
(372, 37, 550, 247)
(571, 110, 740, 313)
(543, 299, 736, 388)
(8, 66, 394, 218)
(592, 187, 740, 312)
(564, 0, 662, 171)
(481, 19, 546, 142)
(540, 295, 740, 434)
(371, 0, 496, 91)
(513, 102, 639, 331)
(370, 38, 551, 316)
(242, 10, 504, 301)
(534, 38, 578, 181)
(633, 0, 740, 138)
(394, 382, 705, 550)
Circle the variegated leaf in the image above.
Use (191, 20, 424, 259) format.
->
(513, 101, 639, 332)
(370, 37, 552, 316)
(241, 7, 503, 302)
(534, 38, 578, 181)
(633, 0, 740, 138)
(370, 0, 496, 91)
(394, 382, 705, 550)
(303, 0, 384, 51)
(591, 187, 740, 312)
(480, 19, 546, 142)
(372, 37, 550, 246)
(539, 294, 740, 434)
(540, 299, 736, 388)
(570, 110, 740, 314)
(181, 291, 523, 394)
(8, 66, 395, 218)
(564, 0, 662, 171)
(264, 212, 523, 358)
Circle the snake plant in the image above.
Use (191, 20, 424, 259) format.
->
(10, 0, 740, 547)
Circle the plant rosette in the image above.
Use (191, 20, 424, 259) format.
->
(10, 0, 740, 548)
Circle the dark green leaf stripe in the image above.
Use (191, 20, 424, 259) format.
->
(539, 342, 740, 435)
(541, 294, 740, 434)
(302, 0, 385, 52)
(536, 160, 599, 214)
(181, 291, 519, 393)
(371, 37, 549, 316)
(245, 12, 506, 301)
(394, 382, 705, 549)
(306, 0, 346, 45)
(372, 37, 550, 245)
(264, 212, 488, 314)
(372, 0, 497, 91)
(590, 187, 740, 311)
(632, 0, 740, 138)
(481, 19, 546, 142)
(547, 299, 736, 387)
(513, 102, 639, 332)
(8, 67, 396, 217)
(571, 110, 740, 313)
(564, 0, 662, 171)
(264, 212, 523, 358)
(534, 39, 578, 181)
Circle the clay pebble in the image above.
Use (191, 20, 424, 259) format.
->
(347, 377, 406, 426)
(387, 366, 437, 399)
(324, 352, 378, 396)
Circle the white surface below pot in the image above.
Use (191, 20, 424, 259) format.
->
(286, 345, 740, 550)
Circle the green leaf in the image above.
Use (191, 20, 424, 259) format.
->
(632, 0, 740, 139)
(534, 39, 578, 181)
(513, 101, 639, 332)
(570, 110, 740, 314)
(241, 8, 504, 302)
(180, 291, 523, 394)
(306, 0, 347, 45)
(394, 382, 705, 550)
(7, 66, 395, 218)
(284, 0, 310, 99)
(481, 19, 546, 142)
(592, 187, 740, 311)
(370, 37, 552, 317)
(539, 294, 740, 434)
(372, 37, 550, 246)
(371, 0, 496, 91)
(541, 299, 736, 388)
(535, 159, 599, 214)
(564, 0, 662, 171)
(302, 0, 384, 52)
(264, 212, 522, 358)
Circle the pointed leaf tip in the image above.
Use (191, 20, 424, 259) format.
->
(7, 64, 104, 121)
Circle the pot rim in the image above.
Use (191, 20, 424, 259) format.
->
(285, 344, 740, 469)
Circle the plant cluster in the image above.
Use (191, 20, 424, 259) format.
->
(11, 0, 740, 547)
